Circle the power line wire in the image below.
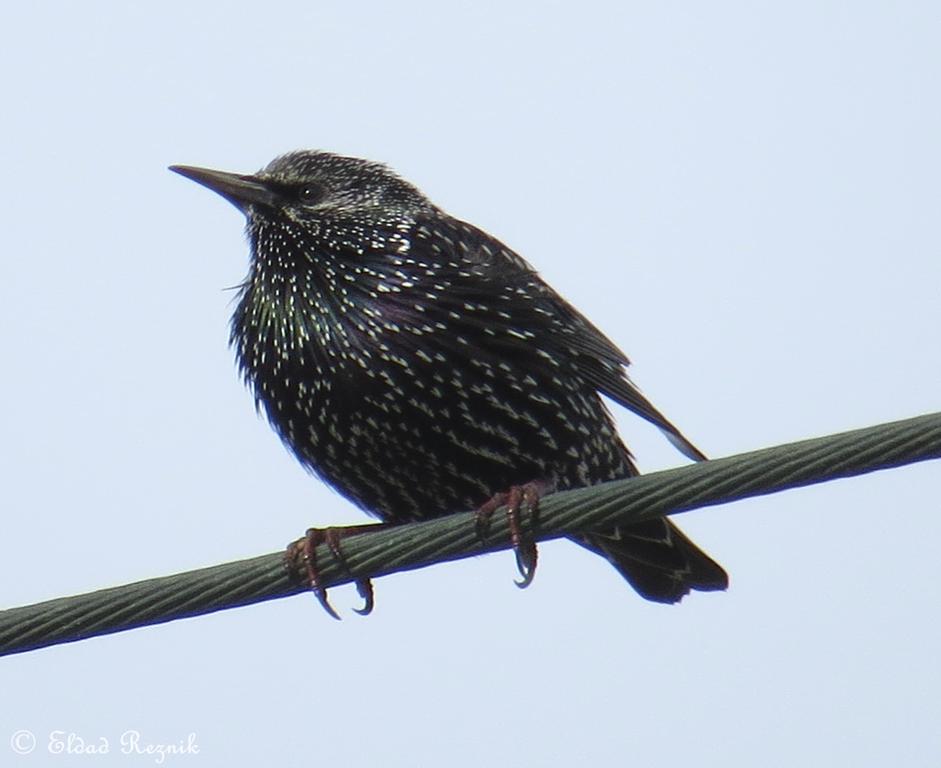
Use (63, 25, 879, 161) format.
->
(1, 411, 939, 657)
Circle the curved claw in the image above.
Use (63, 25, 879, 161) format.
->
(352, 578, 375, 616)
(513, 543, 538, 589)
(314, 587, 342, 620)
(514, 572, 536, 589)
(293, 528, 343, 620)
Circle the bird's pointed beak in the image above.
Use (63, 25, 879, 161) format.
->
(169, 165, 278, 212)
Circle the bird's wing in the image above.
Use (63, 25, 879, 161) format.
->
(548, 292, 708, 462)
(431, 216, 708, 463)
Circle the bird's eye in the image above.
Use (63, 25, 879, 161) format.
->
(298, 184, 324, 204)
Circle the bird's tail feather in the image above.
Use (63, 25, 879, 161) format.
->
(574, 518, 728, 603)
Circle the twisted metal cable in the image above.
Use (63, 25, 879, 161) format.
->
(1, 411, 939, 657)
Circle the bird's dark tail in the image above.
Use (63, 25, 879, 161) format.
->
(574, 518, 728, 603)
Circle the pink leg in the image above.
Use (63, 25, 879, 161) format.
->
(475, 480, 546, 588)
(286, 523, 388, 618)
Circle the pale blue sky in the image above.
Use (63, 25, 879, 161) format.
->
(2, 2, 939, 766)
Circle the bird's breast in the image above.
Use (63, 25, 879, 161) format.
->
(231, 250, 633, 520)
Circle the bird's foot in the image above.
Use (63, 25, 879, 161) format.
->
(475, 480, 547, 588)
(285, 524, 383, 619)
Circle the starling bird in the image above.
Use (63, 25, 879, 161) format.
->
(170, 151, 728, 612)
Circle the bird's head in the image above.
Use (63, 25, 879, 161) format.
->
(171, 151, 448, 374)
(170, 150, 434, 229)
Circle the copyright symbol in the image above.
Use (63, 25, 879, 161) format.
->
(10, 730, 36, 755)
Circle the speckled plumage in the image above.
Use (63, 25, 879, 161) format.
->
(172, 151, 728, 603)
